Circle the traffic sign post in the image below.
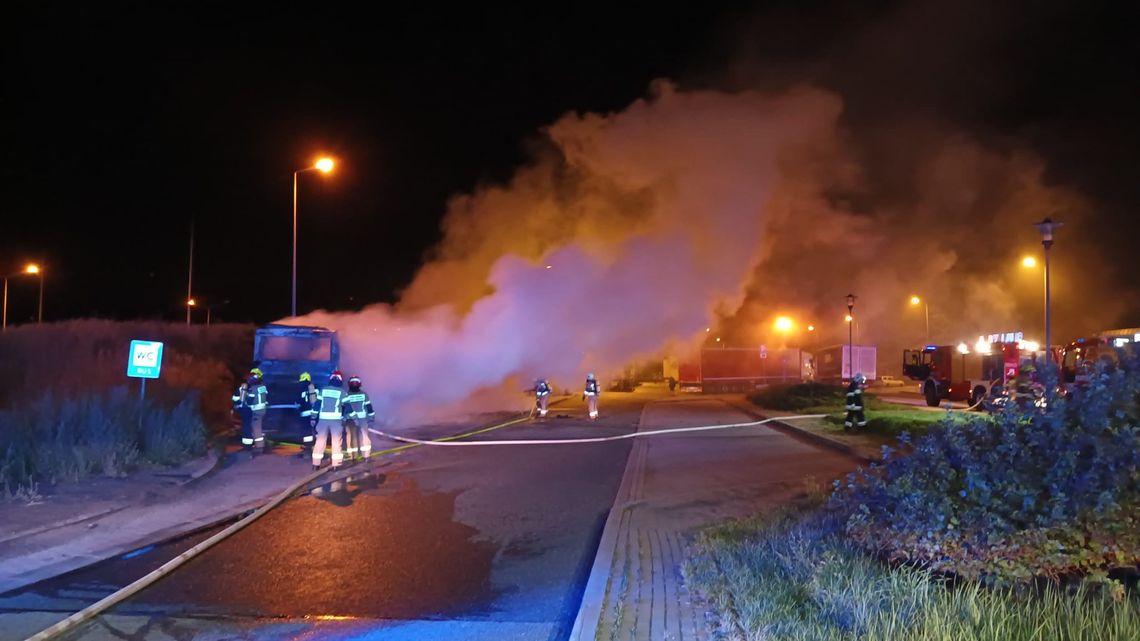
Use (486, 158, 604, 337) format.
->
(126, 340, 164, 400)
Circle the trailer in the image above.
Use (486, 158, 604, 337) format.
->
(672, 346, 808, 392)
(813, 345, 877, 384)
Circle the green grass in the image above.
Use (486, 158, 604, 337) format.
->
(752, 383, 963, 438)
(822, 408, 960, 438)
(684, 509, 1140, 641)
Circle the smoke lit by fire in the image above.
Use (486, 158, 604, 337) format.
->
(291, 77, 1124, 422)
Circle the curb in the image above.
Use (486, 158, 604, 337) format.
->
(0, 452, 223, 549)
(724, 399, 875, 464)
(567, 400, 651, 641)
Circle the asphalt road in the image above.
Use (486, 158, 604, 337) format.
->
(0, 394, 649, 641)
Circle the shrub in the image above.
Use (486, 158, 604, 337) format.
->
(0, 320, 253, 434)
(0, 386, 207, 492)
(836, 360, 1140, 585)
(751, 383, 848, 411)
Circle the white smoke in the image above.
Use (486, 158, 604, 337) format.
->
(290, 84, 845, 421)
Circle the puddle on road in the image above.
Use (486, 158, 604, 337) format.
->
(6, 474, 501, 623)
(114, 476, 500, 620)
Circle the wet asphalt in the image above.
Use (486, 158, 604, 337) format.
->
(0, 395, 647, 641)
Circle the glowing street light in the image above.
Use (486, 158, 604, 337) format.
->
(293, 156, 337, 317)
(1021, 256, 1037, 268)
(807, 325, 815, 332)
(774, 316, 794, 333)
(844, 314, 853, 323)
(909, 294, 930, 343)
(2, 264, 44, 330)
(957, 342, 969, 355)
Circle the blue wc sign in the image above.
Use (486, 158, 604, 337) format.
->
(127, 340, 164, 379)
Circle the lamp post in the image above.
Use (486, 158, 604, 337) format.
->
(846, 293, 856, 381)
(186, 220, 194, 326)
(27, 264, 43, 324)
(292, 156, 336, 317)
(910, 295, 929, 343)
(957, 342, 969, 377)
(2, 264, 43, 330)
(1032, 218, 1062, 358)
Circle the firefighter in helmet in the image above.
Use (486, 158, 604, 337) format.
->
(231, 367, 268, 456)
(583, 373, 600, 421)
(342, 375, 376, 462)
(844, 372, 867, 431)
(297, 372, 318, 457)
(534, 379, 552, 418)
(311, 371, 346, 470)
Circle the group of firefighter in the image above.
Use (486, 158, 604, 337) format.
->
(231, 368, 377, 470)
(233, 370, 604, 467)
(533, 373, 601, 420)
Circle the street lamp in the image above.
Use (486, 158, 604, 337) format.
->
(292, 156, 336, 317)
(958, 341, 969, 376)
(846, 293, 857, 381)
(1021, 256, 1037, 269)
(186, 298, 197, 323)
(2, 264, 43, 330)
(909, 295, 930, 343)
(1032, 217, 1062, 357)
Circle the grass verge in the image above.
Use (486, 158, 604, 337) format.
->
(684, 508, 1140, 641)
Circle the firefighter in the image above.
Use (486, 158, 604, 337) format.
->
(231, 368, 268, 456)
(311, 371, 346, 470)
(342, 375, 376, 462)
(297, 372, 319, 457)
(844, 372, 867, 431)
(534, 379, 552, 418)
(583, 373, 600, 421)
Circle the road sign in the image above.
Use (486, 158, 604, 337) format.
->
(127, 340, 164, 379)
(759, 345, 768, 359)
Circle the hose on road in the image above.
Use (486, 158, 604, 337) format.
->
(368, 414, 826, 446)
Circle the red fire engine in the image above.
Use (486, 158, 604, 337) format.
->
(903, 339, 1040, 408)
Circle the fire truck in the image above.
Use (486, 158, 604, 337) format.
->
(903, 339, 1038, 408)
(1060, 328, 1140, 389)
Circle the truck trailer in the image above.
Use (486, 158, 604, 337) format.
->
(673, 347, 808, 392)
(813, 345, 877, 384)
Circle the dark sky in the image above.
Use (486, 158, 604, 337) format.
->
(3, 1, 1137, 325)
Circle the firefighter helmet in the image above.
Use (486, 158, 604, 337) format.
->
(329, 370, 344, 386)
(299, 372, 312, 382)
(250, 367, 264, 379)
(854, 372, 866, 384)
(348, 376, 362, 392)
(587, 373, 596, 381)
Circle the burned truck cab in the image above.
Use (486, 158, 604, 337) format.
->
(252, 324, 339, 443)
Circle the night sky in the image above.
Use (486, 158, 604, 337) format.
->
(4, 1, 1137, 325)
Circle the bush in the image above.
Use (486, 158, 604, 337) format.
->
(751, 383, 848, 411)
(0, 320, 253, 433)
(836, 360, 1140, 585)
(0, 386, 207, 492)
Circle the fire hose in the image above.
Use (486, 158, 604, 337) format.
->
(367, 414, 826, 446)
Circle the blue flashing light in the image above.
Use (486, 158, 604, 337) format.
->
(924, 345, 937, 351)
(1077, 338, 1085, 343)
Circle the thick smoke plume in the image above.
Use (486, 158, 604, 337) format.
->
(294, 80, 1123, 423)
(292, 84, 845, 420)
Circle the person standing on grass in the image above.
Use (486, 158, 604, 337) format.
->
(844, 372, 867, 431)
